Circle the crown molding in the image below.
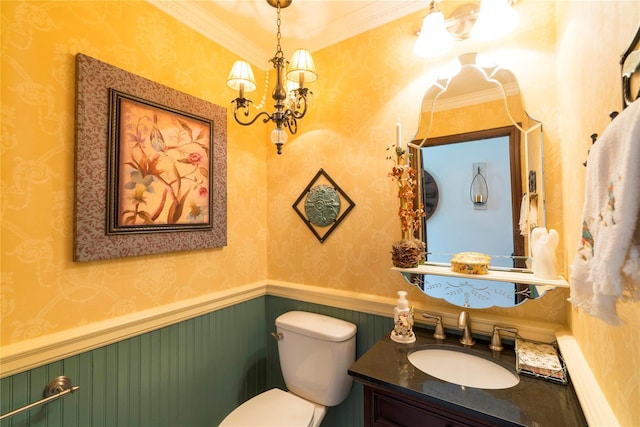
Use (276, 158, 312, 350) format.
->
(147, 1, 425, 69)
(147, 0, 266, 67)
(301, 1, 425, 55)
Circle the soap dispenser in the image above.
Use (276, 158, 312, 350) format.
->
(390, 291, 416, 343)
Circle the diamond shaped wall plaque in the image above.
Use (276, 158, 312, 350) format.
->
(292, 169, 355, 243)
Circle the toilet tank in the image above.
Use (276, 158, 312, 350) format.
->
(275, 311, 357, 407)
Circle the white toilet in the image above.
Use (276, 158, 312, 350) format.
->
(219, 311, 357, 427)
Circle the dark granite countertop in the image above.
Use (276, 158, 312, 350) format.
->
(348, 326, 587, 426)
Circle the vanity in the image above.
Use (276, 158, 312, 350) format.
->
(348, 326, 587, 427)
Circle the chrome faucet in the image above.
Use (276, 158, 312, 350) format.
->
(458, 310, 475, 347)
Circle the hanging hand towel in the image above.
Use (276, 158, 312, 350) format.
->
(569, 100, 640, 325)
(519, 194, 529, 236)
(529, 196, 538, 231)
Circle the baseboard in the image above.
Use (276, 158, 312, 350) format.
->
(556, 332, 620, 427)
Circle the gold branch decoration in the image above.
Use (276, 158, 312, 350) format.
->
(387, 144, 426, 268)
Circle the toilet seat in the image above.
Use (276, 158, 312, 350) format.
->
(219, 388, 315, 427)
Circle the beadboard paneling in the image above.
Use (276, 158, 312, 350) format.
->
(0, 297, 267, 427)
(0, 296, 394, 427)
(2, 283, 573, 427)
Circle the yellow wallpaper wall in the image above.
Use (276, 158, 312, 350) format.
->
(0, 0, 567, 347)
(3, 2, 639, 423)
(556, 2, 640, 425)
(1, 1, 267, 345)
(266, 0, 567, 324)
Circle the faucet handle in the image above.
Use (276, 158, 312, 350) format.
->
(422, 313, 446, 340)
(489, 325, 518, 352)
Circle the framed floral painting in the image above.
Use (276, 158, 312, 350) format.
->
(74, 53, 227, 262)
(107, 90, 213, 234)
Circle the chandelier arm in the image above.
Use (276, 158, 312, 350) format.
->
(233, 108, 273, 127)
(290, 87, 312, 119)
(290, 97, 308, 119)
(283, 113, 298, 134)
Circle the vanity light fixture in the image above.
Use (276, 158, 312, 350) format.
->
(471, 0, 519, 41)
(414, 0, 519, 58)
(227, 0, 317, 155)
(414, 1, 455, 58)
(470, 163, 489, 209)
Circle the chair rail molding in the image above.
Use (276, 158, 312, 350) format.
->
(0, 282, 267, 378)
(2, 280, 562, 378)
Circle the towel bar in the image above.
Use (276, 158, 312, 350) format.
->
(0, 376, 80, 421)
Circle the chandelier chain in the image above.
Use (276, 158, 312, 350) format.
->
(275, 1, 283, 58)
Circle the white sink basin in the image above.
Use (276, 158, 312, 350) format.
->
(408, 347, 520, 389)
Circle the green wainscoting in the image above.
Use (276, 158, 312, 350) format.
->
(0, 295, 393, 427)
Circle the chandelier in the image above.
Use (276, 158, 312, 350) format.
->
(227, 0, 317, 155)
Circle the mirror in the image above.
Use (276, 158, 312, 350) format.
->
(421, 125, 524, 268)
(406, 53, 548, 308)
(621, 24, 640, 109)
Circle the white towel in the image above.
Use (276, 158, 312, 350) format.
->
(569, 100, 640, 325)
(519, 194, 529, 236)
(519, 194, 538, 237)
(529, 196, 538, 231)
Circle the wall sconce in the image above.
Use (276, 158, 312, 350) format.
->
(227, 0, 317, 155)
(470, 162, 488, 209)
(471, 0, 519, 41)
(413, 1, 454, 58)
(414, 0, 519, 58)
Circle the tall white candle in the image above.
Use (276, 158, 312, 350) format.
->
(396, 118, 402, 149)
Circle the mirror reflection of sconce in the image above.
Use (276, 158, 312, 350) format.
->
(414, 0, 519, 58)
(470, 162, 488, 210)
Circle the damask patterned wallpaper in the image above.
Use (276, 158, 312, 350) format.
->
(265, 0, 568, 321)
(1, 1, 267, 345)
(555, 3, 640, 426)
(3, 4, 639, 424)
(1, 1, 569, 350)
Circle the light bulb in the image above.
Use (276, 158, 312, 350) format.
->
(414, 10, 454, 58)
(471, 0, 519, 41)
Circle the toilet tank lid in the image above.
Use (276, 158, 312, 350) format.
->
(276, 311, 357, 341)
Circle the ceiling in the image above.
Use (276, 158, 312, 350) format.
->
(147, 0, 427, 69)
